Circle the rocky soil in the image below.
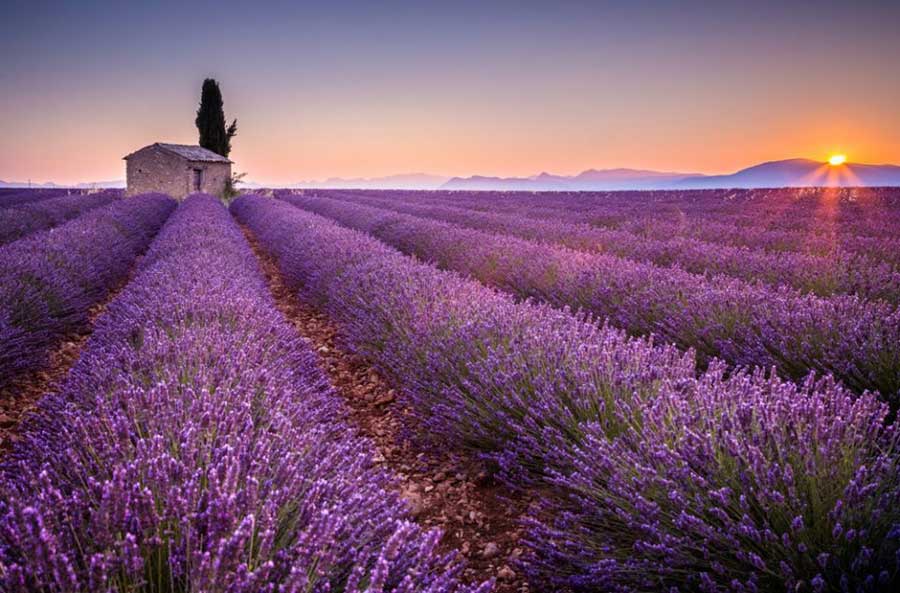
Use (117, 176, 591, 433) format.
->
(244, 226, 533, 592)
(0, 276, 134, 455)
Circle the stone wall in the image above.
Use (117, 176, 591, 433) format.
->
(197, 162, 231, 198)
(125, 146, 231, 200)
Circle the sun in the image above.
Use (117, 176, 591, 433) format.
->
(828, 154, 847, 166)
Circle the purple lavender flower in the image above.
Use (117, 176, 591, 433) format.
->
(232, 193, 900, 591)
(0, 189, 123, 246)
(0, 193, 175, 387)
(1, 195, 484, 592)
(278, 191, 900, 399)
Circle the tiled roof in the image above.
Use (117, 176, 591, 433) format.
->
(124, 143, 232, 163)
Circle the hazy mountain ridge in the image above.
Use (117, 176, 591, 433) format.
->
(286, 173, 451, 190)
(441, 160, 900, 190)
(676, 159, 900, 189)
(6, 159, 900, 191)
(442, 168, 701, 191)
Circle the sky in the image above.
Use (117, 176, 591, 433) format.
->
(1, 0, 899, 185)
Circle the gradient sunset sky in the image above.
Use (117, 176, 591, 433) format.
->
(2, 0, 899, 185)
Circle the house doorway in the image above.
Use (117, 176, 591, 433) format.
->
(192, 168, 203, 191)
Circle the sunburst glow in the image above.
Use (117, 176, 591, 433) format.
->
(828, 154, 847, 166)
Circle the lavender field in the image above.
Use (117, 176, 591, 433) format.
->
(2, 187, 900, 592)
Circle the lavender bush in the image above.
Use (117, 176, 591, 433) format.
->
(232, 194, 694, 470)
(317, 187, 900, 266)
(233, 194, 900, 591)
(306, 189, 900, 303)
(350, 186, 900, 241)
(528, 366, 900, 591)
(623, 217, 900, 267)
(0, 188, 77, 209)
(0, 190, 123, 246)
(279, 194, 900, 400)
(0, 193, 174, 388)
(0, 195, 487, 593)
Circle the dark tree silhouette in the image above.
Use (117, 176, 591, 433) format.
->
(195, 78, 237, 158)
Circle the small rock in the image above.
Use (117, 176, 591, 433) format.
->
(497, 565, 516, 581)
(374, 392, 395, 406)
(482, 542, 500, 559)
(403, 491, 424, 517)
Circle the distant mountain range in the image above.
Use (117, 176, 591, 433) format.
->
(442, 160, 900, 191)
(674, 159, 900, 189)
(441, 168, 701, 191)
(285, 173, 450, 190)
(286, 159, 900, 190)
(5, 159, 900, 191)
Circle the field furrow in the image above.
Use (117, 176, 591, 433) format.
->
(303, 190, 900, 303)
(0, 189, 80, 209)
(0, 193, 175, 389)
(0, 194, 487, 592)
(0, 190, 124, 246)
(319, 188, 900, 264)
(0, 262, 136, 455)
(233, 193, 900, 592)
(243, 224, 529, 592)
(280, 193, 900, 399)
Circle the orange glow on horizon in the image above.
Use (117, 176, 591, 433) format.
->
(828, 154, 847, 166)
(1, 102, 898, 185)
(2, 1, 899, 185)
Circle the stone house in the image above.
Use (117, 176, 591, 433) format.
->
(123, 143, 232, 199)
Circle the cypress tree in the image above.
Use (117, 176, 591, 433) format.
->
(195, 78, 237, 158)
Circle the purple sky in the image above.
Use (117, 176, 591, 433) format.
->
(2, 0, 899, 184)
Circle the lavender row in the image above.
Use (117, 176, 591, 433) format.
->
(299, 190, 900, 303)
(473, 195, 900, 266)
(0, 193, 175, 389)
(621, 216, 900, 266)
(0, 190, 122, 246)
(324, 188, 900, 264)
(232, 194, 900, 592)
(0, 195, 485, 593)
(280, 194, 900, 400)
(0, 188, 77, 209)
(509, 188, 900, 260)
(388, 186, 900, 240)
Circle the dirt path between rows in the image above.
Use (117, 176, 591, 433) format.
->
(0, 275, 134, 455)
(242, 225, 533, 593)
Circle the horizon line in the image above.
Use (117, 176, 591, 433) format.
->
(6, 155, 899, 187)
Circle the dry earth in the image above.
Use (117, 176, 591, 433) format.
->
(0, 276, 134, 455)
(243, 226, 534, 592)
(0, 225, 537, 592)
